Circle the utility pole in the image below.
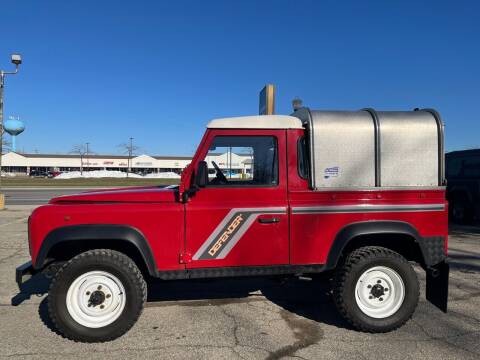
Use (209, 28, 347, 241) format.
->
(0, 54, 22, 209)
(128, 137, 133, 177)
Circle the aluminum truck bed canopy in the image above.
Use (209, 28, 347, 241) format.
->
(292, 108, 444, 189)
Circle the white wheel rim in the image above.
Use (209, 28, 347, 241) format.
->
(66, 271, 126, 328)
(354, 266, 405, 319)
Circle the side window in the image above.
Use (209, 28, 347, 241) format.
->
(297, 136, 310, 180)
(463, 156, 480, 178)
(204, 136, 278, 186)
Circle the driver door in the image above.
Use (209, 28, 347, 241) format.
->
(185, 129, 289, 269)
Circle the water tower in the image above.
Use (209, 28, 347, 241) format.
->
(4, 116, 25, 152)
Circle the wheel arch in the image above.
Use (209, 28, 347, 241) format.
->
(325, 221, 437, 270)
(34, 224, 158, 277)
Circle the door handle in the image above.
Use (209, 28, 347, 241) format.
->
(258, 217, 280, 224)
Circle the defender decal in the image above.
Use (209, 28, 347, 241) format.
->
(193, 207, 286, 260)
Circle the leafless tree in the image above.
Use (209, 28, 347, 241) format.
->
(0, 135, 11, 178)
(118, 138, 139, 176)
(70, 144, 88, 175)
(1, 136, 11, 153)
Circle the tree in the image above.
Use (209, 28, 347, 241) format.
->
(1, 136, 11, 154)
(0, 134, 11, 179)
(118, 138, 139, 176)
(70, 144, 88, 175)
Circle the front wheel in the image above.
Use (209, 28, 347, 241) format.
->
(48, 249, 147, 342)
(333, 246, 419, 332)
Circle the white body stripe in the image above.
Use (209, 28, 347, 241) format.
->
(191, 204, 444, 261)
(291, 203, 445, 214)
(192, 207, 287, 260)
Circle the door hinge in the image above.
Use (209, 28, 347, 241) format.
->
(179, 252, 192, 264)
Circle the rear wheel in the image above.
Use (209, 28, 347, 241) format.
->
(48, 249, 147, 342)
(333, 246, 419, 332)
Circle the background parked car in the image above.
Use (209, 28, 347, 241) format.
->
(29, 169, 49, 178)
(29, 170, 61, 178)
(446, 149, 480, 223)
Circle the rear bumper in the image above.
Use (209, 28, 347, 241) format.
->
(426, 260, 449, 312)
(15, 261, 38, 288)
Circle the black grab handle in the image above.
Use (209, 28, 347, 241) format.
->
(258, 218, 280, 224)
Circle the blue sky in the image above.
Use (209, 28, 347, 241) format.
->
(1, 1, 479, 155)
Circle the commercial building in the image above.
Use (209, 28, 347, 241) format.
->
(1, 151, 252, 176)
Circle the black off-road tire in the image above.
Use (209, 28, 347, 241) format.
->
(48, 249, 147, 342)
(333, 246, 419, 333)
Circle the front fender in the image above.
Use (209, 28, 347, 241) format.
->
(34, 224, 158, 277)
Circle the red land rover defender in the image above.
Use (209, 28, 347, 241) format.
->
(16, 107, 449, 342)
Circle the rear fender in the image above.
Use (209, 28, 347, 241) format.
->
(327, 220, 448, 312)
(326, 221, 446, 268)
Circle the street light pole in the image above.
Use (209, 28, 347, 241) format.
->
(128, 137, 133, 177)
(0, 54, 22, 202)
(0, 77, 4, 186)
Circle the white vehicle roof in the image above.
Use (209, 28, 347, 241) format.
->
(207, 115, 303, 129)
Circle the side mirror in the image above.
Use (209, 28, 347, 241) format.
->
(195, 161, 208, 187)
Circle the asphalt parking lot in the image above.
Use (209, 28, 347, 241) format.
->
(1, 207, 479, 359)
